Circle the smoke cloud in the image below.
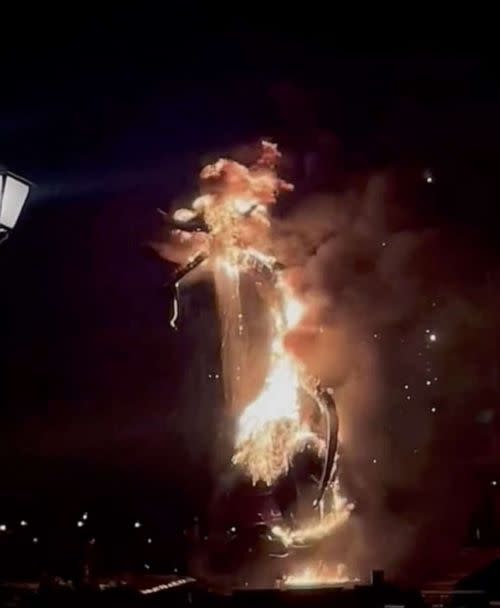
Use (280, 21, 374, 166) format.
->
(271, 171, 497, 583)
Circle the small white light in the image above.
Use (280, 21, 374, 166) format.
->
(144, 563, 150, 570)
(229, 526, 236, 533)
(33, 537, 38, 544)
(404, 384, 409, 390)
(174, 568, 178, 574)
(434, 377, 438, 382)
(77, 520, 84, 528)
(147, 537, 152, 544)
(382, 241, 387, 247)
(424, 169, 434, 184)
(431, 407, 437, 413)
(20, 520, 28, 527)
(406, 395, 411, 400)
(425, 329, 430, 334)
(134, 521, 142, 529)
(372, 458, 377, 464)
(82, 512, 88, 521)
(0, 524, 6, 532)
(492, 480, 498, 487)
(429, 333, 437, 342)
(426, 380, 432, 386)
(373, 333, 379, 339)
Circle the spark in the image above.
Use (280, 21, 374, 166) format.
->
(492, 480, 498, 487)
(429, 333, 437, 342)
(134, 521, 142, 529)
(33, 537, 38, 543)
(77, 521, 84, 528)
(20, 520, 28, 527)
(372, 458, 377, 464)
(431, 407, 437, 413)
(147, 537, 152, 544)
(82, 512, 88, 521)
(426, 380, 432, 386)
(0, 524, 6, 532)
(404, 384, 409, 390)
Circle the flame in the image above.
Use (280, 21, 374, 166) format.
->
(282, 562, 356, 588)
(231, 272, 317, 486)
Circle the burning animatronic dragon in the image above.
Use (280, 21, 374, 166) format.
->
(159, 141, 352, 553)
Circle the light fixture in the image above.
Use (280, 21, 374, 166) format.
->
(0, 169, 32, 244)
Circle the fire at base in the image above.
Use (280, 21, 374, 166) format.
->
(159, 141, 354, 584)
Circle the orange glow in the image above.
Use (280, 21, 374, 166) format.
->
(282, 562, 356, 588)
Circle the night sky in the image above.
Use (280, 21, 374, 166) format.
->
(2, 13, 500, 549)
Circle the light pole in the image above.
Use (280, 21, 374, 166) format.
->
(0, 169, 32, 245)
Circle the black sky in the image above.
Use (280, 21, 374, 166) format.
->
(2, 13, 500, 530)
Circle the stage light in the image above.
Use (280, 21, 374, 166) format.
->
(0, 169, 31, 244)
